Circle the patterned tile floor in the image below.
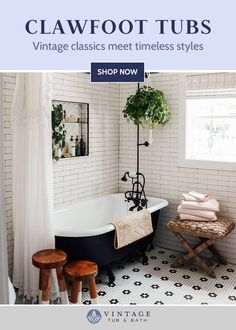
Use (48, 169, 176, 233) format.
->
(77, 247, 236, 305)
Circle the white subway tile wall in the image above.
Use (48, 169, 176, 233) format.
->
(52, 73, 119, 208)
(119, 73, 236, 264)
(2, 73, 15, 276)
(2, 72, 236, 276)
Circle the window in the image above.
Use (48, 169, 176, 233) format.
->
(178, 73, 236, 170)
(186, 96, 236, 162)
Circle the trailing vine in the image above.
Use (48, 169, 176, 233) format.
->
(51, 104, 66, 161)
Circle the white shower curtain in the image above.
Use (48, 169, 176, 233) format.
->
(12, 73, 57, 301)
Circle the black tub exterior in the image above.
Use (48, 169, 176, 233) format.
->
(55, 210, 160, 269)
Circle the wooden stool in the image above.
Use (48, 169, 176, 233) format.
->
(64, 260, 98, 304)
(166, 217, 235, 278)
(32, 249, 69, 304)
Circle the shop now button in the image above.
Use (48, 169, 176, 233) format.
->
(91, 62, 144, 82)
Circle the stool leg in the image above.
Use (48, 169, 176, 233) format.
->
(39, 270, 42, 304)
(200, 238, 227, 265)
(38, 290, 42, 304)
(171, 232, 195, 268)
(172, 232, 216, 278)
(88, 278, 98, 304)
(70, 280, 82, 304)
(56, 266, 69, 304)
(39, 269, 51, 304)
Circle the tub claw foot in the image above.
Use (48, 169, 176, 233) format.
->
(142, 251, 148, 264)
(148, 242, 155, 251)
(106, 269, 115, 284)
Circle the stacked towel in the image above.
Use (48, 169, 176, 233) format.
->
(177, 191, 219, 221)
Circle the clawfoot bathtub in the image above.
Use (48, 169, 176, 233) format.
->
(53, 193, 168, 283)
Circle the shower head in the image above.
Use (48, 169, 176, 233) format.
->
(121, 172, 129, 182)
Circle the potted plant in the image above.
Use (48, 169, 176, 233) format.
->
(51, 104, 66, 161)
(123, 86, 170, 129)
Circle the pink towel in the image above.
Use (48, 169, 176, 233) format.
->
(181, 199, 219, 212)
(188, 191, 208, 202)
(177, 205, 216, 220)
(182, 193, 208, 202)
(179, 213, 217, 221)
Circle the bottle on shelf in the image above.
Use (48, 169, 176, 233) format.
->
(66, 136, 72, 155)
(69, 135, 76, 157)
(80, 135, 86, 156)
(62, 141, 68, 157)
(75, 135, 80, 156)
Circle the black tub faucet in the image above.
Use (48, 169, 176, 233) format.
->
(121, 171, 148, 211)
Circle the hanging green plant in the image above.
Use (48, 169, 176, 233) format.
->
(51, 104, 66, 161)
(123, 86, 170, 128)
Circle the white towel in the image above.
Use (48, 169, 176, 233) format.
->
(177, 205, 216, 220)
(182, 193, 208, 202)
(188, 191, 208, 201)
(179, 213, 217, 221)
(181, 199, 219, 212)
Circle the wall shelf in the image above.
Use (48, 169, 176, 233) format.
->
(52, 100, 89, 159)
(64, 121, 88, 124)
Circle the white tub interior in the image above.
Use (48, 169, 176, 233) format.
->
(53, 193, 168, 237)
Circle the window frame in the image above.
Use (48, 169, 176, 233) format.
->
(178, 74, 236, 171)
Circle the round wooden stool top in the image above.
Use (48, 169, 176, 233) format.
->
(32, 249, 67, 269)
(64, 260, 98, 281)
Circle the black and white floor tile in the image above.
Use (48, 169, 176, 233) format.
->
(77, 247, 236, 305)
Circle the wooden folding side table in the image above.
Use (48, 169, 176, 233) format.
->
(166, 217, 235, 278)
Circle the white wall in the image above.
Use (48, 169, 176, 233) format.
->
(2, 73, 15, 276)
(119, 73, 236, 264)
(52, 73, 120, 208)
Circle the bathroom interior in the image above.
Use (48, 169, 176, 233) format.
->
(0, 71, 236, 305)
